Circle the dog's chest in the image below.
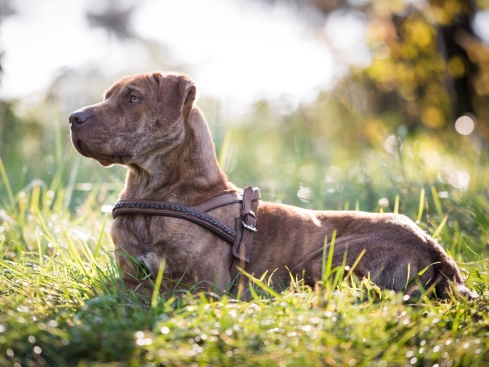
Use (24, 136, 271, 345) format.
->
(112, 215, 177, 253)
(111, 210, 234, 257)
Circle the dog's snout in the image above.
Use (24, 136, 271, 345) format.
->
(69, 110, 90, 126)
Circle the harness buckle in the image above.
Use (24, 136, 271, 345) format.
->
(242, 220, 257, 232)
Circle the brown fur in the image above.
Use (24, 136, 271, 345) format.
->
(69, 72, 477, 300)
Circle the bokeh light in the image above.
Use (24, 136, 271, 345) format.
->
(378, 198, 389, 207)
(384, 135, 398, 154)
(454, 115, 475, 136)
(444, 168, 471, 191)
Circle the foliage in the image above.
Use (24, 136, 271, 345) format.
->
(362, 0, 489, 134)
(281, 0, 489, 136)
(1, 93, 489, 365)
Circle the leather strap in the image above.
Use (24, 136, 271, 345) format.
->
(232, 186, 257, 262)
(194, 189, 260, 213)
(112, 186, 260, 290)
(229, 186, 259, 284)
(113, 200, 237, 244)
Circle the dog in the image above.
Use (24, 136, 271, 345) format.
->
(69, 72, 477, 300)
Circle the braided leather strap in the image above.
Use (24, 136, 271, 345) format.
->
(113, 200, 236, 244)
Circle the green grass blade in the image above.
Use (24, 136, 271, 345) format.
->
(404, 262, 439, 293)
(430, 185, 444, 218)
(0, 157, 15, 206)
(239, 267, 282, 299)
(152, 260, 166, 308)
(218, 128, 232, 168)
(94, 213, 109, 260)
(417, 187, 425, 222)
(323, 230, 337, 284)
(394, 194, 399, 214)
(431, 214, 449, 238)
(345, 249, 366, 279)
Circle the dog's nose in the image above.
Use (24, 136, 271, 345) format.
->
(69, 110, 90, 126)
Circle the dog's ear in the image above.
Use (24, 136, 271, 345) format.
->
(152, 72, 197, 127)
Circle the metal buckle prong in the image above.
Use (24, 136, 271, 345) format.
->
(242, 221, 257, 232)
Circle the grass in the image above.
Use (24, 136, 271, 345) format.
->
(1, 100, 489, 366)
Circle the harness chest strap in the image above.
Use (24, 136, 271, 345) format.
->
(112, 186, 260, 282)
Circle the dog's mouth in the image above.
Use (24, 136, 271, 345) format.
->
(76, 139, 88, 157)
(75, 139, 132, 166)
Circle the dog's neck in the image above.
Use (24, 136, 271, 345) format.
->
(120, 107, 235, 205)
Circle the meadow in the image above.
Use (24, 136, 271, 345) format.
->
(1, 94, 488, 366)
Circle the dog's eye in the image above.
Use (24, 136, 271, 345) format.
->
(129, 95, 140, 103)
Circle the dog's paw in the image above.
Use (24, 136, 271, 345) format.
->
(456, 284, 479, 300)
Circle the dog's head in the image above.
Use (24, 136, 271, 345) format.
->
(69, 72, 197, 167)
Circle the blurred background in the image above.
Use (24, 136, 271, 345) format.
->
(1, 0, 489, 258)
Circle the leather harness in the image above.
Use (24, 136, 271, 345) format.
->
(112, 186, 260, 290)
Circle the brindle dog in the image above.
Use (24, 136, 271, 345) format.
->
(69, 72, 477, 299)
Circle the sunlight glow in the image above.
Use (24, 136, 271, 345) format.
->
(324, 9, 371, 67)
(1, 0, 335, 113)
(437, 191, 449, 199)
(101, 205, 114, 213)
(297, 186, 312, 202)
(444, 168, 470, 191)
(473, 10, 489, 45)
